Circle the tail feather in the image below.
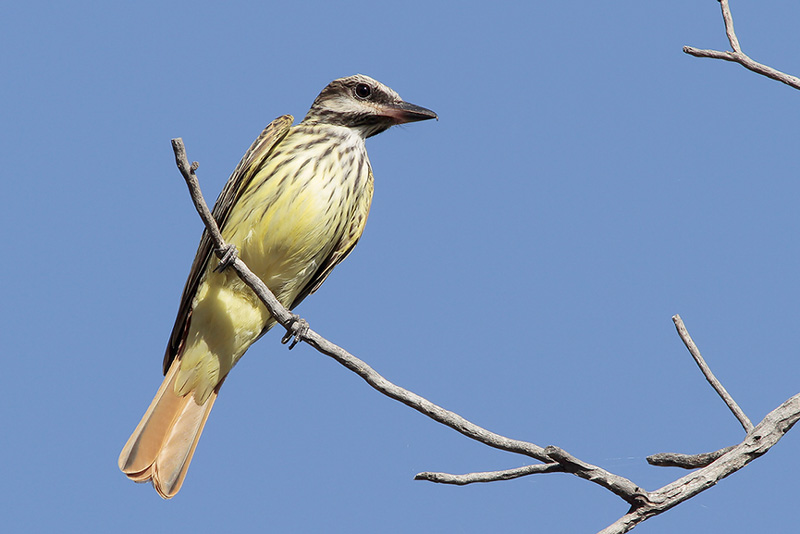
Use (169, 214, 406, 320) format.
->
(118, 360, 218, 499)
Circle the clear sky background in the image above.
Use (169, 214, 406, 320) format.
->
(2, 1, 798, 532)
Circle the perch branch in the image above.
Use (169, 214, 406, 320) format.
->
(171, 136, 650, 505)
(171, 138, 549, 463)
(171, 139, 296, 328)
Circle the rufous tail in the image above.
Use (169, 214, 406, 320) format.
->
(118, 359, 217, 499)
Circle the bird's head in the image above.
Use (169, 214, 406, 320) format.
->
(302, 74, 437, 138)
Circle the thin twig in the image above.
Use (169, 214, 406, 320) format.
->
(415, 463, 564, 485)
(646, 445, 735, 469)
(672, 315, 753, 432)
(171, 141, 223, 252)
(719, 0, 740, 53)
(683, 0, 800, 90)
(171, 138, 297, 329)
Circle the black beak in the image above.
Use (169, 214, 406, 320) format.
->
(381, 100, 438, 124)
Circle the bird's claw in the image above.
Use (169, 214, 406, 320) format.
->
(214, 244, 238, 273)
(281, 314, 309, 350)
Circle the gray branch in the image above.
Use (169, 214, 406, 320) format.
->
(600, 394, 800, 534)
(415, 463, 564, 485)
(672, 314, 753, 432)
(544, 446, 650, 506)
(683, 0, 800, 90)
(646, 446, 735, 469)
(171, 138, 552, 463)
(170, 139, 297, 329)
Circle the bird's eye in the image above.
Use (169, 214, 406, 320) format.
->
(355, 83, 372, 99)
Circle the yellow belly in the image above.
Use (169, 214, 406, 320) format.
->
(175, 126, 370, 404)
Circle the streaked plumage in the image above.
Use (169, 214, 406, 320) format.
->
(118, 74, 436, 498)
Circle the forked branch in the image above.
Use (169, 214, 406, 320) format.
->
(683, 0, 800, 90)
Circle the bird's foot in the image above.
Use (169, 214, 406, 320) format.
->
(213, 243, 238, 273)
(281, 314, 309, 350)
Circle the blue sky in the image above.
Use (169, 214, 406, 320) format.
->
(2, 1, 798, 532)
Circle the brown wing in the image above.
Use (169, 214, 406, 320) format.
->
(163, 115, 294, 373)
(289, 170, 374, 311)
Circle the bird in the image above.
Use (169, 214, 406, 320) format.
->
(118, 74, 437, 498)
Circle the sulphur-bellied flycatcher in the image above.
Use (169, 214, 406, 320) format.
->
(118, 74, 436, 498)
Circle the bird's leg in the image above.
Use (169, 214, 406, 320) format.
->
(281, 314, 310, 350)
(213, 243, 239, 273)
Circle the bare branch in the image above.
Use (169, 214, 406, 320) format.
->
(684, 0, 800, 90)
(544, 446, 650, 507)
(600, 393, 800, 534)
(171, 140, 224, 254)
(646, 445, 735, 469)
(719, 0, 740, 52)
(171, 138, 297, 329)
(415, 463, 564, 485)
(672, 314, 753, 432)
(171, 138, 552, 464)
